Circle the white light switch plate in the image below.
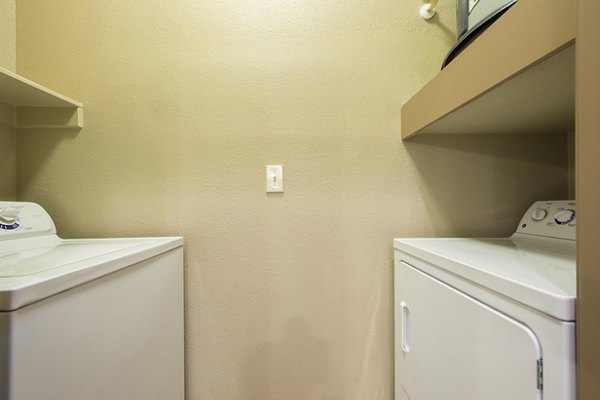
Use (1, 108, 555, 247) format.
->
(266, 165, 284, 193)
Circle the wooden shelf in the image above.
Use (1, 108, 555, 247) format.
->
(401, 0, 576, 139)
(0, 66, 83, 129)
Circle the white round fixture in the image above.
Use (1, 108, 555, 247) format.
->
(420, 3, 436, 19)
(531, 208, 547, 221)
(0, 207, 19, 223)
(0, 207, 20, 230)
(554, 209, 575, 225)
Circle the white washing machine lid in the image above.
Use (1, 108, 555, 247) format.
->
(0, 235, 183, 311)
(394, 233, 576, 321)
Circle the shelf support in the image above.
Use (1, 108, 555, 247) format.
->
(15, 106, 83, 130)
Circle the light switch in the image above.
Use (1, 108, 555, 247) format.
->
(266, 165, 284, 193)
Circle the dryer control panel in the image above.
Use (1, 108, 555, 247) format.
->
(0, 202, 56, 240)
(516, 200, 576, 241)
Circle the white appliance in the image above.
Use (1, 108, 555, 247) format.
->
(442, 0, 518, 67)
(457, 0, 518, 39)
(0, 201, 184, 400)
(394, 200, 576, 400)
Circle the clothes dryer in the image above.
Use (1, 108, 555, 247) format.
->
(394, 200, 576, 400)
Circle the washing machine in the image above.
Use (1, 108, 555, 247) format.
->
(394, 200, 576, 400)
(0, 201, 184, 400)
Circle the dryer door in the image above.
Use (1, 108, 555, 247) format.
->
(395, 261, 543, 400)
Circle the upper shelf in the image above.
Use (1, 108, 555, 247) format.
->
(0, 66, 82, 108)
(401, 0, 576, 139)
(0, 66, 83, 129)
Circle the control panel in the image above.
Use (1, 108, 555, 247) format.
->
(516, 200, 576, 240)
(0, 202, 56, 240)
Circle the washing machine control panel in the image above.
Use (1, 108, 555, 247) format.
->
(0, 207, 20, 230)
(0, 202, 56, 240)
(516, 200, 576, 240)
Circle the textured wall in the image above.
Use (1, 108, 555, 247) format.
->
(0, 103, 16, 200)
(0, 0, 15, 71)
(15, 1, 568, 399)
(0, 0, 16, 200)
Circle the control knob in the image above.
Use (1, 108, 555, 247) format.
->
(0, 207, 20, 230)
(554, 209, 576, 225)
(531, 208, 547, 221)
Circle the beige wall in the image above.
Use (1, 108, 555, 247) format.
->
(0, 0, 16, 200)
(15, 1, 568, 399)
(0, 0, 15, 71)
(0, 103, 16, 200)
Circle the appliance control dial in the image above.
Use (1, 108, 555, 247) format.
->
(554, 209, 576, 225)
(0, 202, 56, 239)
(531, 208, 547, 221)
(0, 207, 20, 231)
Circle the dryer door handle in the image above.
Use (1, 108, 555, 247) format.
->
(400, 301, 410, 353)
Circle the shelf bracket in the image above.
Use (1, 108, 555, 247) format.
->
(16, 106, 84, 130)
